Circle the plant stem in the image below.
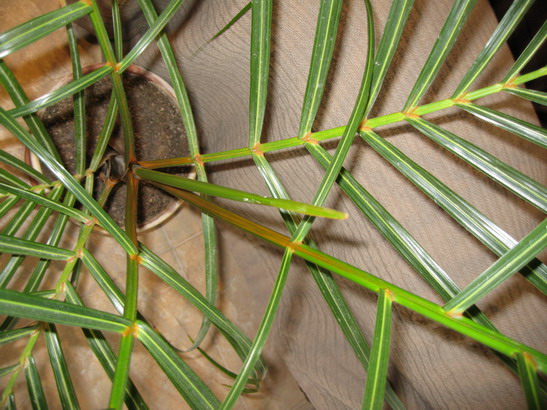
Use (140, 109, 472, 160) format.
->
(139, 68, 546, 170)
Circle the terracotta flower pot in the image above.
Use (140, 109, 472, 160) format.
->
(26, 64, 195, 232)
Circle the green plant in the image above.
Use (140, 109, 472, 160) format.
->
(0, 0, 545, 408)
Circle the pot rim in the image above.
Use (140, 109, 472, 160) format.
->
(25, 63, 196, 234)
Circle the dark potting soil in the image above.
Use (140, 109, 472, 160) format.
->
(40, 71, 190, 227)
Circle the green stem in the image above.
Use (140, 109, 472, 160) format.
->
(0, 330, 40, 407)
(138, 68, 546, 170)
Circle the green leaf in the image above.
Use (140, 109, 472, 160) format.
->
(81, 249, 125, 314)
(135, 0, 199, 153)
(0, 326, 38, 345)
(452, 0, 533, 97)
(89, 95, 119, 172)
(289, 0, 375, 243)
(164, 185, 547, 371)
(297, 0, 343, 138)
(0, 61, 61, 161)
(0, 168, 31, 190)
(0, 183, 89, 223)
(136, 0, 221, 351)
(64, 19, 86, 177)
(365, 0, 414, 117)
(0, 197, 20, 220)
(6, 394, 16, 410)
(135, 167, 347, 219)
(0, 107, 137, 255)
(407, 118, 547, 213)
(191, 340, 259, 385)
(0, 150, 50, 185)
(184, 212, 217, 352)
(0, 288, 130, 332)
(0, 364, 18, 379)
(24, 355, 48, 410)
(362, 289, 393, 410)
(251, 153, 404, 409)
(458, 102, 547, 148)
(64, 283, 149, 410)
(139, 244, 267, 378)
(0, 2, 92, 59)
(162, 135, 521, 385)
(0, 201, 36, 236)
(503, 20, 547, 82)
(359, 130, 547, 294)
(8, 65, 113, 119)
(504, 88, 547, 106)
(306, 142, 459, 301)
(221, 249, 292, 409)
(516, 352, 543, 410)
(112, 0, 124, 61)
(44, 323, 80, 410)
(192, 2, 251, 57)
(1, 194, 75, 331)
(119, 0, 186, 73)
(0, 234, 74, 260)
(136, 321, 220, 409)
(444, 219, 547, 314)
(248, 0, 272, 147)
(403, 0, 477, 110)
(0, 186, 63, 288)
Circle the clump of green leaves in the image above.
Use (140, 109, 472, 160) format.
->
(0, 0, 545, 409)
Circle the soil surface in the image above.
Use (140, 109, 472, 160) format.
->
(41, 71, 190, 227)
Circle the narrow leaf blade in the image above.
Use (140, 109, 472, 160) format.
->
(504, 88, 547, 106)
(297, 0, 343, 137)
(408, 118, 547, 212)
(0, 2, 92, 59)
(0, 326, 38, 345)
(24, 355, 48, 410)
(0, 234, 74, 260)
(359, 130, 547, 294)
(44, 323, 80, 409)
(458, 103, 547, 148)
(0, 288, 130, 332)
(403, 0, 477, 110)
(452, 0, 534, 96)
(503, 19, 547, 82)
(136, 321, 220, 409)
(248, 0, 273, 147)
(445, 219, 547, 313)
(135, 167, 347, 219)
(365, 0, 414, 117)
(362, 289, 393, 410)
(221, 249, 292, 408)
